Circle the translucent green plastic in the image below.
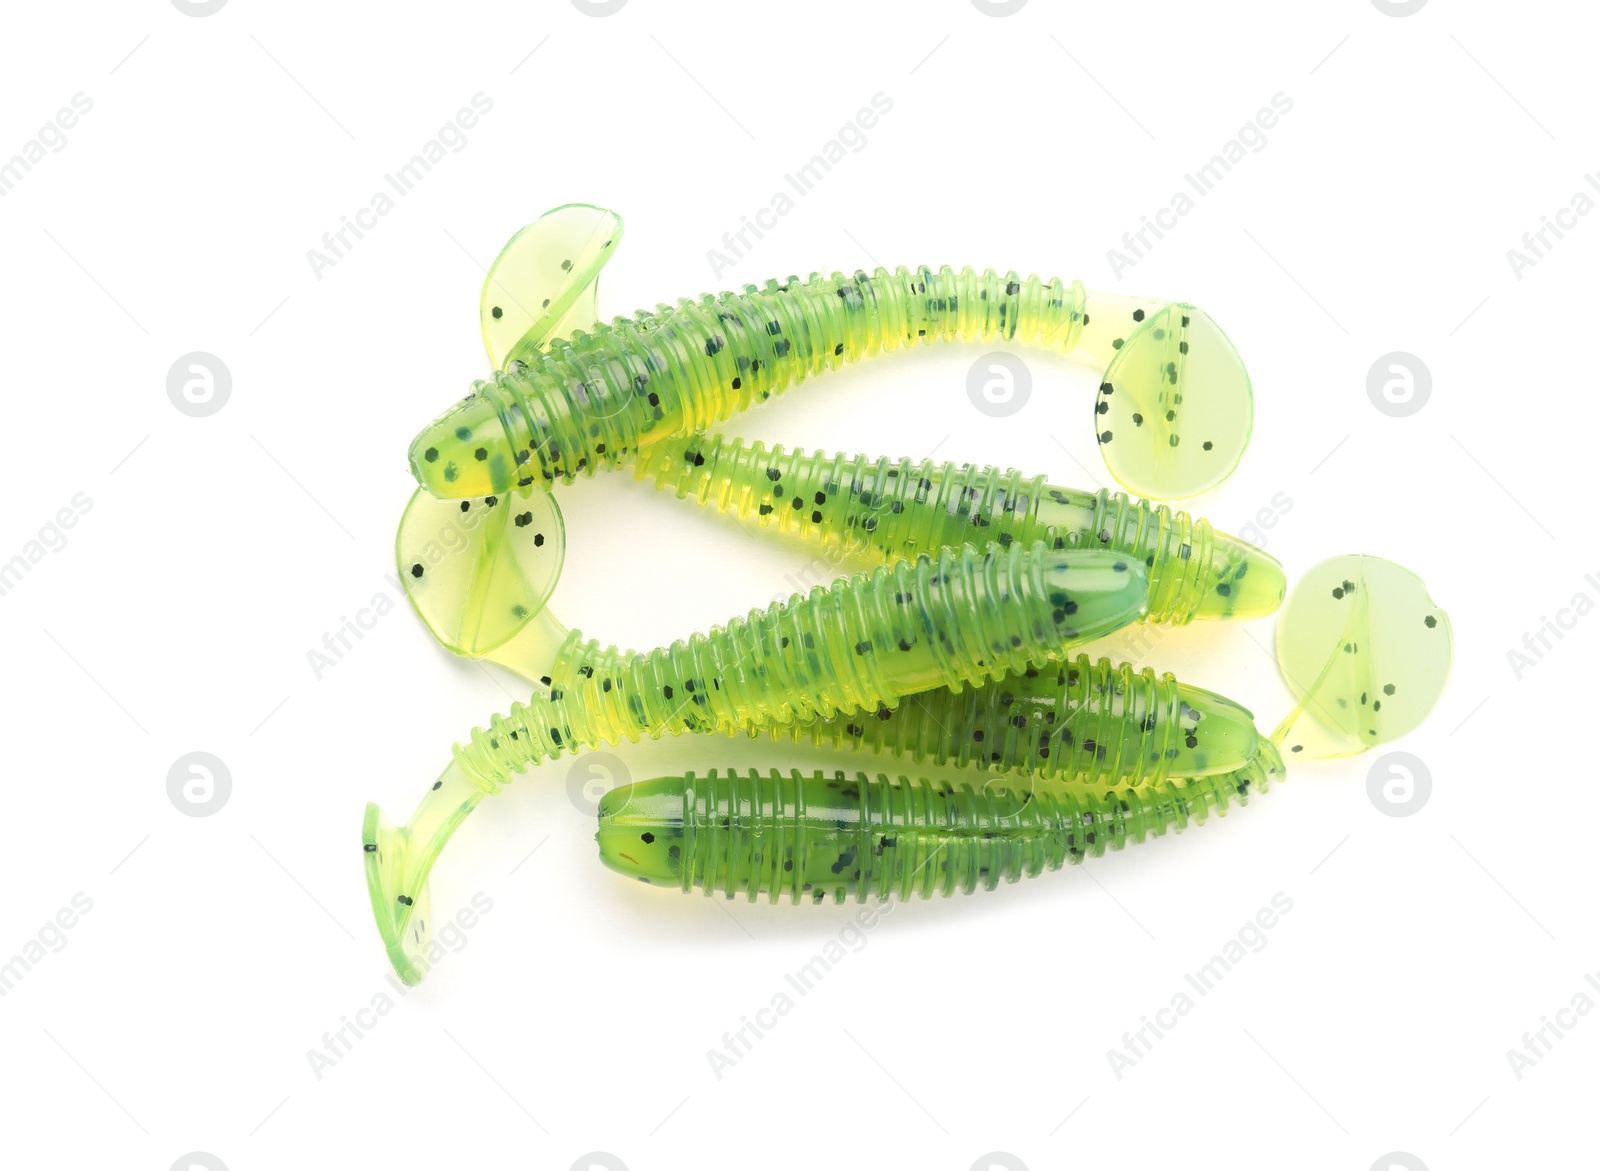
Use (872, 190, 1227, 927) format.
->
(1272, 554, 1453, 759)
(397, 202, 1271, 675)
(410, 203, 1252, 505)
(464, 543, 1146, 790)
(361, 204, 1453, 986)
(397, 439, 1285, 672)
(760, 655, 1264, 785)
(634, 436, 1284, 624)
(370, 549, 1449, 985)
(597, 754, 1285, 902)
(480, 204, 620, 372)
(365, 542, 1148, 982)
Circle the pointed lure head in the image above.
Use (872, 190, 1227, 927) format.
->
(1035, 550, 1152, 648)
(409, 203, 622, 501)
(1190, 528, 1287, 621)
(595, 781, 687, 889)
(409, 393, 522, 498)
(1173, 683, 1264, 776)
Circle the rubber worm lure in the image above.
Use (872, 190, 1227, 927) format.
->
(590, 553, 1454, 910)
(363, 205, 1450, 984)
(408, 203, 1253, 506)
(396, 202, 1266, 687)
(635, 435, 1285, 623)
(398, 436, 1285, 681)
(595, 757, 1286, 903)
(742, 558, 1452, 786)
(365, 541, 1148, 981)
(763, 655, 1266, 787)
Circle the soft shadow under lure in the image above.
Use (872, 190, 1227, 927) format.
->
(408, 203, 1254, 506)
(365, 541, 1149, 982)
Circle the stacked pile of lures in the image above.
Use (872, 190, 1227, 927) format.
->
(363, 204, 1452, 984)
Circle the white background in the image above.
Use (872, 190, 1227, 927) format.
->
(1, 1, 1593, 1168)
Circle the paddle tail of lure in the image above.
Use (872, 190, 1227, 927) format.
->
(411, 259, 1251, 502)
(632, 434, 1284, 624)
(597, 752, 1284, 903)
(457, 543, 1150, 793)
(1271, 554, 1453, 759)
(760, 655, 1265, 785)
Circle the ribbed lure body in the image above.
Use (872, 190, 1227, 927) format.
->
(632, 435, 1283, 625)
(597, 754, 1283, 903)
(411, 266, 1090, 499)
(762, 655, 1264, 785)
(453, 544, 1147, 793)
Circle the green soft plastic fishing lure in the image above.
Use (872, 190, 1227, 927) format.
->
(595, 755, 1286, 903)
(396, 203, 1269, 686)
(398, 436, 1286, 683)
(592, 553, 1453, 909)
(765, 655, 1266, 786)
(363, 550, 1449, 982)
(409, 204, 1253, 506)
(365, 541, 1150, 981)
(632, 435, 1283, 627)
(360, 203, 1451, 986)
(747, 557, 1453, 779)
